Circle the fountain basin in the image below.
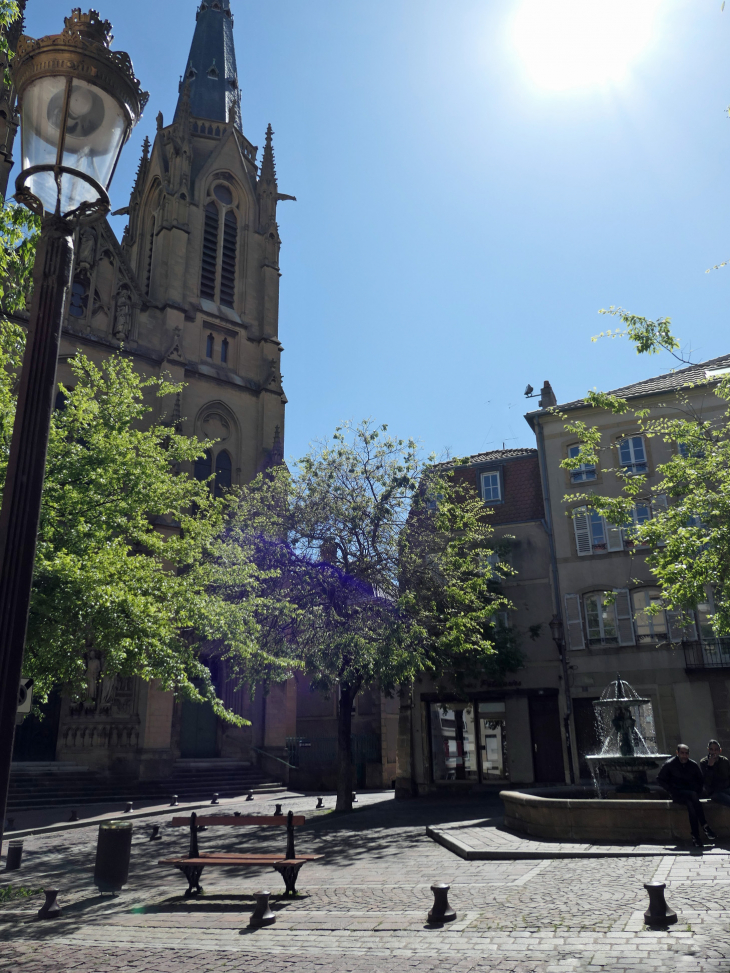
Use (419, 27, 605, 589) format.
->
(501, 787, 730, 843)
(585, 754, 670, 792)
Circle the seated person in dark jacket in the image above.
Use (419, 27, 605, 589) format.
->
(700, 739, 730, 807)
(657, 744, 716, 847)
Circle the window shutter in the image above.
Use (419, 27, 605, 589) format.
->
(614, 589, 635, 645)
(564, 594, 585, 650)
(667, 610, 697, 643)
(573, 508, 592, 556)
(606, 517, 624, 551)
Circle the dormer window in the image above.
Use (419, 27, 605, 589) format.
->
(208, 60, 219, 79)
(187, 66, 197, 80)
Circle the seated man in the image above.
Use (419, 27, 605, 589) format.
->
(701, 739, 730, 807)
(657, 744, 717, 848)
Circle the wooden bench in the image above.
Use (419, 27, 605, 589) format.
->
(159, 810, 323, 897)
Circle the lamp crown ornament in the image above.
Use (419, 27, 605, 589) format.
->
(63, 8, 113, 45)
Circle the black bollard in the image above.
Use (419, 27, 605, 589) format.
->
(427, 882, 456, 923)
(6, 840, 23, 871)
(68, 809, 78, 823)
(352, 791, 358, 803)
(149, 825, 161, 841)
(274, 804, 283, 816)
(211, 793, 220, 805)
(234, 811, 242, 817)
(249, 890, 276, 927)
(316, 797, 324, 809)
(124, 802, 133, 814)
(246, 790, 254, 802)
(37, 889, 62, 920)
(170, 795, 179, 807)
(644, 882, 677, 926)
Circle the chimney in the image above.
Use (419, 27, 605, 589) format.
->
(539, 381, 557, 409)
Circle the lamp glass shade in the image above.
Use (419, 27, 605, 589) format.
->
(21, 76, 129, 215)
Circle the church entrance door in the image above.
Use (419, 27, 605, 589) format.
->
(179, 698, 218, 758)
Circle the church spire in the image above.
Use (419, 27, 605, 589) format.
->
(176, 0, 241, 129)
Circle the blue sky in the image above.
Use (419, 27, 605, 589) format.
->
(20, 1, 730, 460)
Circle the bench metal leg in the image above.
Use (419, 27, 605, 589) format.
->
(177, 864, 205, 897)
(272, 862, 304, 896)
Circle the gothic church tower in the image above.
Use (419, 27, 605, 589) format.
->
(57, 0, 292, 490)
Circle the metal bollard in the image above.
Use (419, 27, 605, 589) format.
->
(427, 882, 456, 923)
(170, 795, 178, 807)
(68, 809, 78, 822)
(211, 793, 220, 805)
(644, 882, 677, 926)
(124, 802, 133, 814)
(274, 804, 283, 816)
(246, 790, 254, 802)
(316, 797, 324, 809)
(234, 811, 242, 817)
(6, 840, 23, 871)
(249, 890, 276, 927)
(37, 889, 62, 920)
(352, 791, 358, 803)
(149, 825, 161, 841)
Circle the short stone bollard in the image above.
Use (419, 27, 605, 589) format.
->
(170, 795, 179, 807)
(316, 797, 324, 809)
(352, 791, 358, 803)
(427, 882, 456, 924)
(37, 889, 62, 920)
(246, 790, 254, 802)
(249, 890, 276, 928)
(274, 803, 283, 816)
(149, 825, 161, 841)
(211, 793, 220, 805)
(644, 882, 677, 926)
(124, 802, 133, 814)
(6, 840, 23, 871)
(68, 809, 78, 822)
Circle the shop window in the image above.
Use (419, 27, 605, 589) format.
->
(478, 701, 507, 779)
(430, 703, 478, 782)
(568, 444, 596, 482)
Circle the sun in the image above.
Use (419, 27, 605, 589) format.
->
(511, 0, 662, 91)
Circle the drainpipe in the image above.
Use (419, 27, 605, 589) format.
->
(534, 414, 576, 784)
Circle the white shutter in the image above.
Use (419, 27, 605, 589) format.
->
(564, 594, 585, 650)
(667, 610, 697, 643)
(573, 508, 592, 556)
(614, 588, 635, 645)
(606, 517, 624, 551)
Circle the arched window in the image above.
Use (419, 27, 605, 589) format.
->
(221, 338, 229, 364)
(200, 203, 219, 300)
(69, 276, 89, 318)
(206, 334, 214, 358)
(194, 449, 213, 482)
(220, 211, 237, 308)
(215, 450, 232, 497)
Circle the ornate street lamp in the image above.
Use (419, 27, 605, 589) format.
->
(549, 614, 575, 784)
(0, 9, 146, 848)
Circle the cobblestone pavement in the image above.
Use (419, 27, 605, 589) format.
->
(2, 790, 730, 972)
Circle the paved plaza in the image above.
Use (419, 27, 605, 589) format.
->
(2, 790, 730, 972)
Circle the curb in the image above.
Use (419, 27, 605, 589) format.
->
(425, 825, 730, 860)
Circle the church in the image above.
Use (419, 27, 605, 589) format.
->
(9, 2, 399, 797)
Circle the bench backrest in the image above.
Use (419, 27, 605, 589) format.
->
(171, 815, 305, 827)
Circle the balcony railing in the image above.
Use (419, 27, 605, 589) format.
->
(683, 639, 730, 670)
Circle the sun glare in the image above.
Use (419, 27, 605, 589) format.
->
(511, 0, 662, 91)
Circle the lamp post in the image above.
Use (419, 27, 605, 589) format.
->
(549, 614, 575, 784)
(0, 9, 146, 847)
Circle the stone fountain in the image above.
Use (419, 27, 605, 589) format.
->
(585, 675, 670, 794)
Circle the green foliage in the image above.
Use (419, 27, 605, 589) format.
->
(595, 307, 681, 357)
(0, 885, 41, 903)
(562, 310, 730, 636)
(0, 1, 20, 86)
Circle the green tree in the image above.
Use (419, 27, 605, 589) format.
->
(231, 420, 518, 811)
(562, 307, 730, 635)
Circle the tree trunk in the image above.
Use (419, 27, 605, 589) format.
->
(336, 684, 357, 811)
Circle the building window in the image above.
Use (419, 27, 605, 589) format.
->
(568, 444, 596, 482)
(564, 589, 635, 649)
(214, 450, 232, 497)
(429, 700, 507, 783)
(145, 216, 155, 295)
(219, 210, 237, 308)
(623, 503, 651, 548)
(194, 449, 213, 482)
(206, 334, 214, 358)
(481, 471, 502, 503)
(632, 588, 668, 642)
(200, 203, 219, 301)
(69, 276, 89, 318)
(221, 338, 229, 364)
(618, 436, 648, 475)
(572, 507, 622, 556)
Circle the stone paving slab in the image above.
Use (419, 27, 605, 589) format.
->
(427, 821, 730, 859)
